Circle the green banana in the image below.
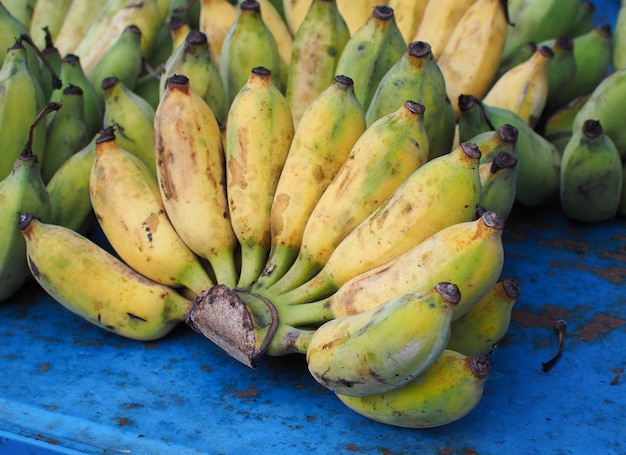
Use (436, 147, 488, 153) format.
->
(286, 0, 350, 129)
(447, 278, 520, 356)
(542, 35, 577, 113)
(542, 93, 591, 154)
(18, 213, 194, 341)
(53, 0, 106, 57)
(333, 5, 406, 111)
(306, 282, 461, 397)
(0, 38, 46, 181)
(336, 350, 491, 428)
(366, 40, 456, 160)
(2, 0, 36, 29)
(560, 119, 623, 222)
(220, 0, 282, 105)
(101, 76, 157, 176)
(39, 27, 64, 102)
(160, 29, 228, 126)
(41, 85, 91, 184)
(133, 73, 161, 110)
(614, 0, 626, 70)
(568, 0, 596, 38)
(270, 100, 429, 296)
(27, 0, 73, 50)
(0, 2, 39, 72)
(478, 151, 519, 221)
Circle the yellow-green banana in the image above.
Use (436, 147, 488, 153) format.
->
(387, 0, 427, 45)
(19, 213, 194, 341)
(447, 278, 520, 356)
(155, 74, 238, 287)
(306, 282, 460, 397)
(333, 5, 406, 112)
(542, 93, 591, 154)
(38, 28, 63, 103)
(560, 119, 623, 222)
(27, 0, 73, 50)
(225, 67, 294, 289)
(478, 151, 519, 221)
(614, 0, 626, 70)
(285, 0, 350, 129)
(0, 2, 39, 71)
(336, 350, 491, 428)
(199, 0, 238, 66)
(2, 0, 36, 29)
(251, 0, 293, 67)
(53, 0, 105, 56)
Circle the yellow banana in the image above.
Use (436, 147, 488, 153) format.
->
(282, 0, 313, 35)
(254, 75, 365, 290)
(19, 213, 194, 341)
(53, 0, 106, 56)
(447, 278, 520, 356)
(154, 74, 238, 287)
(387, 0, 428, 45)
(336, 350, 491, 428)
(306, 282, 460, 397)
(199, 0, 238, 67)
(437, 0, 509, 118)
(225, 67, 294, 289)
(271, 100, 429, 295)
(483, 45, 553, 127)
(253, 0, 293, 67)
(336, 0, 383, 36)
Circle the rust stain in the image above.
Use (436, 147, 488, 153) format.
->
(235, 385, 257, 398)
(576, 314, 626, 341)
(346, 444, 358, 451)
(118, 417, 129, 427)
(512, 305, 567, 329)
(39, 363, 50, 372)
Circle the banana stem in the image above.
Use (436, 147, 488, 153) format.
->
(275, 298, 334, 328)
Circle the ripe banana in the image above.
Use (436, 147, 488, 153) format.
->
(478, 151, 518, 221)
(560, 119, 623, 222)
(306, 282, 460, 397)
(53, 0, 105, 56)
(387, 0, 428, 45)
(199, 0, 238, 66)
(225, 67, 294, 288)
(154, 74, 238, 287)
(272, 100, 429, 295)
(336, 350, 491, 428)
(19, 213, 194, 341)
(447, 278, 520, 356)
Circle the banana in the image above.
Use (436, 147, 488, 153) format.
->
(306, 282, 460, 397)
(160, 29, 228, 126)
(254, 75, 365, 290)
(483, 45, 553, 128)
(559, 119, 623, 223)
(38, 27, 64, 103)
(333, 5, 406, 112)
(53, 0, 105, 56)
(2, 0, 36, 28)
(542, 93, 591, 154)
(0, 38, 46, 182)
(478, 151, 519, 221)
(336, 350, 491, 428)
(225, 67, 294, 289)
(41, 85, 91, 184)
(199, 0, 238, 67)
(499, 0, 580, 66)
(542, 35, 577, 113)
(568, 0, 596, 38)
(386, 0, 428, 45)
(155, 74, 238, 287)
(19, 213, 194, 341)
(270, 100, 430, 296)
(276, 142, 483, 306)
(281, 0, 312, 35)
(437, 0, 509, 118)
(468, 123, 519, 164)
(101, 76, 157, 176)
(458, 95, 560, 207)
(252, 0, 293, 67)
(285, 0, 350, 129)
(411, 0, 477, 59)
(169, 0, 201, 29)
(336, 0, 385, 36)
(614, 0, 626, 70)
(493, 41, 537, 83)
(0, 110, 52, 302)
(220, 0, 282, 105)
(27, 0, 73, 50)
(0, 2, 39, 72)
(366, 40, 456, 160)
(87, 24, 144, 99)
(90, 127, 214, 295)
(447, 278, 520, 356)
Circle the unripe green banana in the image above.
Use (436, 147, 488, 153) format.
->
(336, 350, 491, 428)
(478, 151, 519, 221)
(541, 35, 577, 113)
(286, 0, 350, 129)
(458, 95, 560, 207)
(568, 0, 596, 38)
(39, 28, 64, 103)
(366, 41, 456, 160)
(28, 0, 73, 50)
(271, 100, 429, 296)
(542, 93, 591, 154)
(614, 0, 626, 70)
(254, 75, 365, 290)
(276, 142, 483, 306)
(447, 278, 520, 356)
(169, 0, 201, 30)
(468, 123, 519, 164)
(0, 3, 39, 71)
(2, 0, 36, 28)
(0, 39, 46, 181)
(220, 0, 282, 105)
(87, 24, 144, 99)
(225, 67, 294, 289)
(134, 74, 161, 110)
(160, 29, 228, 126)
(307, 282, 460, 397)
(155, 74, 238, 287)
(101, 76, 157, 176)
(560, 119, 623, 222)
(334, 5, 406, 111)
(19, 213, 194, 341)
(41, 85, 91, 183)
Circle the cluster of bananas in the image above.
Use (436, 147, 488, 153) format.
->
(1, 0, 621, 429)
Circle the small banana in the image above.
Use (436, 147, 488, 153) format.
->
(333, 5, 406, 112)
(225, 67, 294, 289)
(539, 35, 577, 113)
(386, 0, 428, 45)
(255, 75, 365, 290)
(468, 123, 519, 164)
(0, 3, 38, 71)
(199, 0, 238, 66)
(568, 0, 596, 38)
(285, 0, 350, 128)
(493, 41, 537, 83)
(19, 213, 194, 341)
(102, 76, 157, 176)
(336, 350, 491, 428)
(27, 0, 73, 50)
(614, 0, 626, 70)
(155, 74, 238, 287)
(2, 0, 36, 29)
(447, 278, 520, 356)
(306, 282, 460, 397)
(53, 0, 105, 56)
(336, 0, 383, 36)
(560, 119, 623, 223)
(478, 151, 519, 221)
(251, 0, 293, 67)
(542, 93, 591, 154)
